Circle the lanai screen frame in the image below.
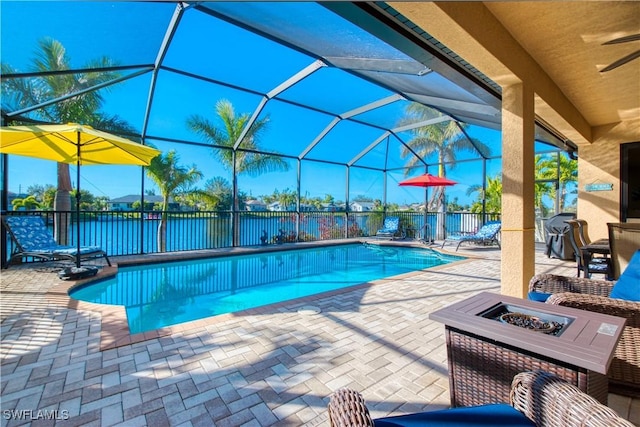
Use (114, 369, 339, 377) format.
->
(1, 2, 574, 241)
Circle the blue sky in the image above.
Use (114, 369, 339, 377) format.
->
(1, 2, 559, 207)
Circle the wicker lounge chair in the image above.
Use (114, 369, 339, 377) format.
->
(328, 370, 633, 426)
(529, 273, 640, 396)
(376, 216, 402, 240)
(3, 215, 111, 267)
(441, 220, 501, 251)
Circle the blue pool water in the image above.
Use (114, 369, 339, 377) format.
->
(70, 243, 464, 333)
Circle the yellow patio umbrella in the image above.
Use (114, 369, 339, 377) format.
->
(0, 123, 159, 165)
(0, 123, 161, 267)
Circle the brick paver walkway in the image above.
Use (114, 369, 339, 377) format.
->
(1, 243, 638, 426)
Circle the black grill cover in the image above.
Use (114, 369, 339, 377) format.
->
(544, 213, 576, 260)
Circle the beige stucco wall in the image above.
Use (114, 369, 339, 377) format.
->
(578, 118, 640, 239)
(578, 143, 620, 240)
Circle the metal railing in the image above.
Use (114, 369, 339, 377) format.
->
(1, 209, 502, 265)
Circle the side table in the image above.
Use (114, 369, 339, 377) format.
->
(430, 292, 626, 406)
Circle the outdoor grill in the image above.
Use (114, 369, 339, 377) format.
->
(544, 212, 576, 260)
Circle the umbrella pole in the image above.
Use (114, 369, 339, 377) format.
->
(76, 133, 81, 268)
(423, 187, 430, 244)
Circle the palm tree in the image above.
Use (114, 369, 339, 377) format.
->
(199, 177, 234, 211)
(11, 195, 42, 211)
(467, 172, 557, 216)
(278, 188, 297, 210)
(26, 184, 56, 209)
(2, 37, 136, 243)
(399, 103, 491, 238)
(187, 99, 289, 244)
(146, 150, 203, 251)
(467, 156, 575, 241)
(186, 99, 289, 177)
(535, 153, 578, 212)
(467, 175, 503, 214)
(399, 104, 491, 212)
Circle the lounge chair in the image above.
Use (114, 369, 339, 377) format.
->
(441, 220, 501, 251)
(328, 370, 633, 427)
(3, 215, 111, 266)
(375, 216, 402, 240)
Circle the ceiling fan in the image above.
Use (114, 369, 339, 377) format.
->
(600, 34, 640, 72)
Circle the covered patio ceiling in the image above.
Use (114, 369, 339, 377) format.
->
(390, 1, 640, 148)
(1, 1, 570, 175)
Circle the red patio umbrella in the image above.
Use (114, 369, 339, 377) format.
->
(398, 173, 457, 244)
(398, 173, 457, 187)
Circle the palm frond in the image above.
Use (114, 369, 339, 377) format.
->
(188, 98, 287, 176)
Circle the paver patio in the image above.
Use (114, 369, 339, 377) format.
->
(1, 242, 638, 426)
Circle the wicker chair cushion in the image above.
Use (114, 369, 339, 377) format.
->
(528, 291, 552, 302)
(610, 250, 640, 301)
(373, 404, 534, 427)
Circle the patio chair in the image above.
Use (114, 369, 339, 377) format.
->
(327, 370, 633, 427)
(2, 215, 111, 267)
(530, 268, 640, 396)
(441, 221, 501, 251)
(608, 222, 640, 280)
(376, 216, 402, 240)
(564, 219, 610, 279)
(575, 219, 602, 247)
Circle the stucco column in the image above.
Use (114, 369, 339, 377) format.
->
(501, 82, 536, 297)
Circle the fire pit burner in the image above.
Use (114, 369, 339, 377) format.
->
(499, 312, 559, 334)
(479, 303, 573, 337)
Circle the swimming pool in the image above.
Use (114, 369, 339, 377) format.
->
(70, 243, 464, 333)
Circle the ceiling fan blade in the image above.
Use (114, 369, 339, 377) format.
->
(603, 34, 640, 45)
(601, 49, 640, 72)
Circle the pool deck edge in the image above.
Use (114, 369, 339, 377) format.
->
(51, 240, 469, 350)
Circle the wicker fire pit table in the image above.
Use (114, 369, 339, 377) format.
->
(430, 292, 626, 406)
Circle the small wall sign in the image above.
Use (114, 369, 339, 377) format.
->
(585, 183, 613, 192)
